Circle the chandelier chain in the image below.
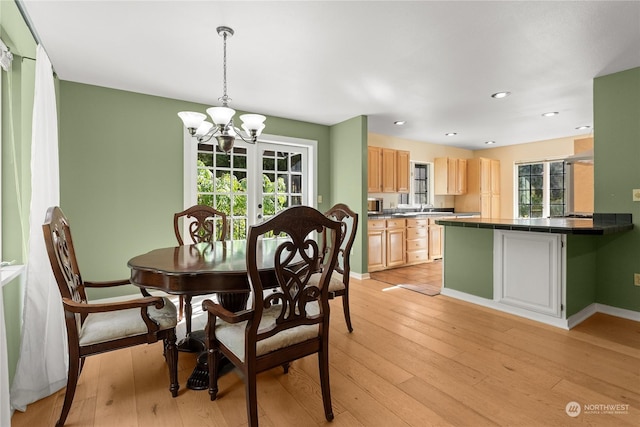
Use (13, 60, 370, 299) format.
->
(222, 31, 229, 106)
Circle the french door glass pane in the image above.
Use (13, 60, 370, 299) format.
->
(197, 143, 248, 240)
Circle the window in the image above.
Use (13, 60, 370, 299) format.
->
(399, 162, 432, 206)
(185, 134, 316, 240)
(517, 161, 566, 218)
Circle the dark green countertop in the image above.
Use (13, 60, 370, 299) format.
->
(435, 213, 633, 235)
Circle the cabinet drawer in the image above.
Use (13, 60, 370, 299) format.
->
(369, 219, 386, 230)
(406, 227, 427, 239)
(406, 218, 427, 227)
(406, 239, 427, 250)
(406, 250, 428, 263)
(386, 219, 406, 229)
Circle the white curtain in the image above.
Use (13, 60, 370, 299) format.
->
(10, 45, 66, 412)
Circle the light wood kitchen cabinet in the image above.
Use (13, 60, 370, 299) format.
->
(455, 157, 501, 218)
(396, 150, 410, 193)
(368, 146, 410, 193)
(434, 157, 467, 195)
(381, 148, 397, 192)
(367, 219, 386, 271)
(367, 218, 406, 271)
(386, 219, 406, 268)
(406, 218, 429, 264)
(367, 146, 382, 192)
(428, 218, 443, 260)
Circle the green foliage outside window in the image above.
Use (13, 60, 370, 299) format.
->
(196, 160, 287, 239)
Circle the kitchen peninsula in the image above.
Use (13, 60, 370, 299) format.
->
(436, 214, 633, 329)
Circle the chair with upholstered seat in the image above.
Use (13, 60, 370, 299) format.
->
(173, 204, 228, 342)
(310, 203, 359, 332)
(43, 206, 179, 427)
(202, 205, 342, 427)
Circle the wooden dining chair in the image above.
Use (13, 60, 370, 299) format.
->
(312, 203, 359, 332)
(43, 206, 179, 427)
(202, 205, 342, 427)
(173, 204, 228, 339)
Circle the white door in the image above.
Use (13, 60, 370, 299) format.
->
(186, 134, 315, 240)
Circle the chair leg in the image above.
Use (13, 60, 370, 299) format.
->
(208, 348, 220, 401)
(56, 353, 81, 427)
(166, 332, 179, 397)
(245, 369, 259, 427)
(342, 293, 353, 333)
(318, 346, 334, 422)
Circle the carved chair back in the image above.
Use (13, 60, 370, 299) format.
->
(174, 205, 228, 245)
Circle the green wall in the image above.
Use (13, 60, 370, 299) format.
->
(59, 81, 341, 299)
(329, 115, 367, 274)
(594, 67, 640, 312)
(1, 0, 36, 388)
(565, 234, 598, 317)
(443, 226, 493, 298)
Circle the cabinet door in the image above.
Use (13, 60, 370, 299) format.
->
(386, 228, 406, 267)
(480, 158, 492, 193)
(490, 159, 500, 195)
(447, 158, 458, 194)
(494, 230, 562, 318)
(457, 159, 467, 194)
(429, 225, 443, 260)
(367, 146, 382, 192)
(367, 229, 386, 272)
(434, 157, 449, 195)
(480, 194, 492, 218)
(381, 149, 397, 192)
(396, 150, 410, 193)
(491, 195, 500, 219)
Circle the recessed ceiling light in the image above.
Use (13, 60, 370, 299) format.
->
(445, 132, 457, 136)
(491, 91, 511, 99)
(394, 120, 406, 126)
(485, 141, 496, 145)
(575, 125, 591, 130)
(542, 111, 559, 117)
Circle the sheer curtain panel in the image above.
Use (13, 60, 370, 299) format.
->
(10, 45, 66, 412)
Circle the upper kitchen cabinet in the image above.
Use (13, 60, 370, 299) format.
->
(368, 146, 383, 192)
(396, 150, 410, 193)
(455, 157, 501, 218)
(368, 146, 410, 193)
(434, 157, 467, 195)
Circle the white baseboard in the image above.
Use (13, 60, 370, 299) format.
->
(352, 272, 369, 280)
(441, 288, 639, 329)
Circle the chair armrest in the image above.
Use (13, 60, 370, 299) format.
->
(202, 299, 252, 323)
(62, 296, 165, 314)
(83, 279, 131, 288)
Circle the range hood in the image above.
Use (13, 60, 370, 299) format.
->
(563, 149, 593, 164)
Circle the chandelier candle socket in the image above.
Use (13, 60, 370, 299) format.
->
(178, 26, 266, 153)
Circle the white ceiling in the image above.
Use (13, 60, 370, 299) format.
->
(19, 0, 640, 150)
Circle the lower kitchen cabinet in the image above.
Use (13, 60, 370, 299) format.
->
(367, 219, 386, 272)
(406, 218, 429, 264)
(386, 219, 406, 268)
(367, 218, 406, 272)
(428, 220, 443, 260)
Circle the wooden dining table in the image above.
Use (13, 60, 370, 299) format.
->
(127, 239, 286, 389)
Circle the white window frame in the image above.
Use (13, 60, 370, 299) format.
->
(183, 132, 318, 231)
(513, 159, 566, 219)
(399, 161, 434, 208)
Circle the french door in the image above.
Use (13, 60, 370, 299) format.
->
(186, 134, 315, 240)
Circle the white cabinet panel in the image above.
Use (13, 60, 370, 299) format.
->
(494, 231, 563, 318)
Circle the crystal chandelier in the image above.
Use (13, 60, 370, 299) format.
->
(178, 26, 266, 153)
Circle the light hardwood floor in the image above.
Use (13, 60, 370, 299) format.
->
(11, 276, 640, 427)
